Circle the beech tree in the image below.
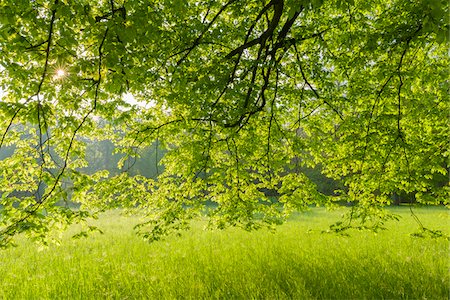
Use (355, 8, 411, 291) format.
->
(0, 0, 448, 247)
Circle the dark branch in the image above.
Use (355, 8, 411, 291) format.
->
(225, 0, 283, 59)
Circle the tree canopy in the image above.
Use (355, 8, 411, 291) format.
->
(0, 0, 448, 247)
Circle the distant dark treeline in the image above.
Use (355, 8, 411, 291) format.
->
(82, 139, 163, 178)
(1, 140, 446, 205)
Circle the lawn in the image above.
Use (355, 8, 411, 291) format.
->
(0, 206, 448, 299)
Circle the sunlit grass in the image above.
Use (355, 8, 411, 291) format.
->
(0, 207, 448, 299)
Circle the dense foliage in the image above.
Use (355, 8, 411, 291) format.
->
(0, 0, 448, 246)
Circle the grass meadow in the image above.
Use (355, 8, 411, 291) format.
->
(0, 206, 448, 299)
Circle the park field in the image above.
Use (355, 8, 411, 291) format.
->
(0, 206, 448, 299)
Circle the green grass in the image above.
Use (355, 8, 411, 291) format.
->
(0, 207, 448, 299)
